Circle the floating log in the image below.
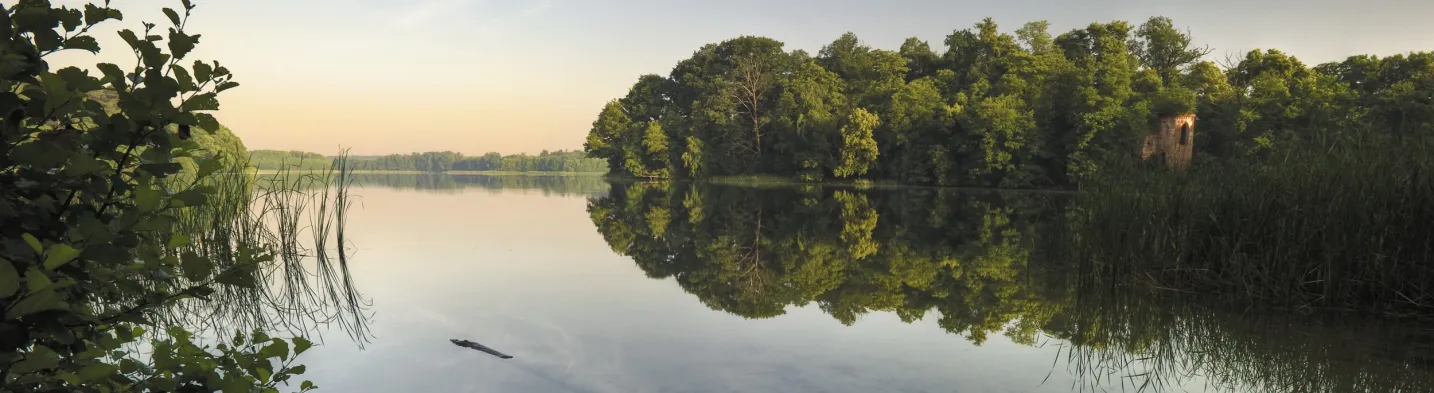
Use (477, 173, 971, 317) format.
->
(450, 338, 514, 359)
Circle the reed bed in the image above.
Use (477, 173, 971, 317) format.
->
(163, 150, 373, 347)
(1070, 136, 1434, 316)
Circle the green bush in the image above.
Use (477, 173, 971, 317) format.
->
(1, 1, 328, 391)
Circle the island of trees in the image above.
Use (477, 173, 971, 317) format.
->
(248, 149, 608, 173)
(583, 17, 1433, 188)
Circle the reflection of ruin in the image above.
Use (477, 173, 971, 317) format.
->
(1141, 114, 1196, 171)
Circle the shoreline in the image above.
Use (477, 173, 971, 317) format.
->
(250, 169, 609, 176)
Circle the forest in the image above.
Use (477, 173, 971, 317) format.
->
(584, 16, 1434, 187)
(248, 149, 608, 173)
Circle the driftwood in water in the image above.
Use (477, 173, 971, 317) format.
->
(450, 338, 514, 359)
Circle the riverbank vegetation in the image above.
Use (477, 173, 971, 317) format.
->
(583, 17, 1433, 189)
(1, 2, 365, 391)
(1074, 136, 1434, 313)
(249, 149, 608, 173)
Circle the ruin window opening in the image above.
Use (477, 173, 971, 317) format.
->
(1179, 123, 1190, 145)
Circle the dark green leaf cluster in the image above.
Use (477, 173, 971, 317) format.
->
(1, 1, 316, 391)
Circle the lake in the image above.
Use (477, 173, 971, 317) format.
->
(286, 174, 1434, 393)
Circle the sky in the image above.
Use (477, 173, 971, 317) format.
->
(47, 0, 1434, 156)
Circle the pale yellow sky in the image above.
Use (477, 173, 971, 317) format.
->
(47, 0, 1434, 156)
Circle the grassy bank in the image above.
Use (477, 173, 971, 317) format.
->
(1071, 136, 1434, 316)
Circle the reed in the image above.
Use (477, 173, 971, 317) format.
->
(1071, 135, 1434, 315)
(163, 150, 373, 346)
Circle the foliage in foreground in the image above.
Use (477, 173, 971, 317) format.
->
(0, 1, 352, 391)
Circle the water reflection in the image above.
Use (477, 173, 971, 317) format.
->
(350, 173, 610, 196)
(589, 182, 1434, 393)
(289, 174, 1433, 393)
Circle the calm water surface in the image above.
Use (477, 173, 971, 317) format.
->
(289, 174, 1433, 393)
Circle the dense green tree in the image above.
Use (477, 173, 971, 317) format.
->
(834, 108, 880, 178)
(586, 99, 631, 171)
(1131, 16, 1211, 86)
(582, 16, 1434, 189)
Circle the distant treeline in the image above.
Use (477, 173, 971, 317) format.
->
(585, 16, 1434, 187)
(248, 149, 608, 173)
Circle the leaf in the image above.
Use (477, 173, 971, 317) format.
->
(173, 65, 197, 92)
(222, 374, 251, 393)
(168, 29, 196, 60)
(119, 358, 141, 374)
(117, 29, 141, 50)
(180, 251, 211, 281)
(96, 63, 127, 89)
(181, 93, 219, 112)
(195, 113, 220, 131)
(293, 336, 313, 355)
(26, 267, 52, 294)
(22, 233, 43, 255)
(63, 153, 107, 176)
(78, 363, 116, 381)
(216, 81, 240, 93)
(34, 30, 63, 52)
(197, 157, 222, 179)
(59, 8, 83, 32)
(43, 244, 82, 270)
(5, 288, 65, 320)
(260, 339, 290, 361)
(168, 235, 191, 249)
(193, 61, 213, 82)
(135, 185, 162, 211)
(85, 4, 113, 26)
(63, 36, 101, 53)
(256, 367, 272, 384)
(287, 364, 306, 375)
(162, 8, 181, 26)
(301, 381, 316, 391)
(172, 189, 208, 207)
(0, 258, 19, 297)
(138, 162, 184, 177)
(10, 345, 60, 374)
(215, 265, 256, 288)
(185, 285, 215, 299)
(12, 8, 59, 32)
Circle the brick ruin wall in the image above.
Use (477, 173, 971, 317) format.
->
(1141, 114, 1196, 171)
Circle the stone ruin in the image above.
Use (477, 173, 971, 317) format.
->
(1141, 114, 1196, 171)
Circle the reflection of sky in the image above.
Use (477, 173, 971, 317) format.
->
(292, 185, 1208, 393)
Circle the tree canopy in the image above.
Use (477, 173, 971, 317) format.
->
(585, 17, 1434, 188)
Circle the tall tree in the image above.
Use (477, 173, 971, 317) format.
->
(1132, 16, 1211, 86)
(586, 100, 632, 173)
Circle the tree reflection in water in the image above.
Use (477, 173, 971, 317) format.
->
(589, 182, 1434, 393)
